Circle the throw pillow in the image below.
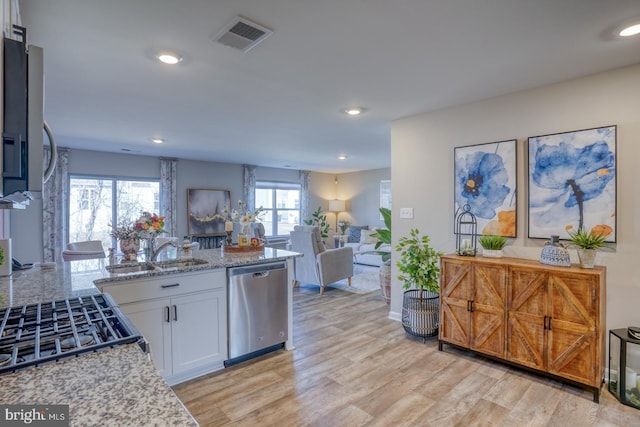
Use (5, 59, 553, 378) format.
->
(360, 228, 378, 245)
(347, 225, 369, 243)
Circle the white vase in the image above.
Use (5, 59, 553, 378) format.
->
(482, 249, 503, 258)
(119, 238, 140, 261)
(577, 248, 597, 268)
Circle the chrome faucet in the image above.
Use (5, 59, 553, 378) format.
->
(150, 240, 180, 261)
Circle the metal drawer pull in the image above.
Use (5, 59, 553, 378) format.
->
(165, 306, 170, 323)
(161, 283, 180, 289)
(173, 305, 178, 321)
(543, 316, 552, 330)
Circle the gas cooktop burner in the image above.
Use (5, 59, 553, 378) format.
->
(60, 334, 95, 349)
(0, 294, 144, 374)
(0, 354, 11, 367)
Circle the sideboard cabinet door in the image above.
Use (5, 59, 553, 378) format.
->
(440, 258, 472, 348)
(547, 271, 600, 386)
(440, 258, 507, 358)
(507, 266, 548, 371)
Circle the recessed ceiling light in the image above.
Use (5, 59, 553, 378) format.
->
(156, 51, 183, 65)
(152, 138, 164, 144)
(619, 23, 640, 37)
(343, 107, 366, 116)
(338, 154, 348, 160)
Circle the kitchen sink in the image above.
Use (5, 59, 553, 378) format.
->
(154, 258, 209, 269)
(106, 263, 159, 274)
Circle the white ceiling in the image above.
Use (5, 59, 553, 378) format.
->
(18, 0, 640, 173)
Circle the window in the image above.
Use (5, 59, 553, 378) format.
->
(255, 181, 300, 237)
(68, 176, 160, 250)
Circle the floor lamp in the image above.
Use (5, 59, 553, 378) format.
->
(328, 199, 346, 247)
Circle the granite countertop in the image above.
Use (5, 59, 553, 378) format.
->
(0, 247, 302, 308)
(0, 246, 300, 426)
(0, 344, 198, 426)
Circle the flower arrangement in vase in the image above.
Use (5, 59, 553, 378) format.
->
(221, 201, 264, 247)
(134, 212, 166, 236)
(134, 212, 166, 258)
(110, 222, 141, 261)
(338, 220, 350, 235)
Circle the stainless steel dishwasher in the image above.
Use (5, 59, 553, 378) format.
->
(226, 261, 288, 365)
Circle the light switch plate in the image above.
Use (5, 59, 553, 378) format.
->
(400, 208, 413, 219)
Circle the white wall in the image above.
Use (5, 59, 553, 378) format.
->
(10, 149, 376, 260)
(337, 168, 390, 229)
(175, 158, 243, 239)
(390, 63, 640, 331)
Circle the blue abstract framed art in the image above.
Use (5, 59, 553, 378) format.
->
(454, 139, 517, 237)
(527, 125, 617, 242)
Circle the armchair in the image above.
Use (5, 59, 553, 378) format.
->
(289, 225, 353, 294)
(62, 240, 106, 261)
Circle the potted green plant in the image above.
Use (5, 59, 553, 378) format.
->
(478, 235, 507, 258)
(303, 206, 330, 242)
(396, 228, 443, 340)
(567, 227, 608, 268)
(370, 207, 391, 304)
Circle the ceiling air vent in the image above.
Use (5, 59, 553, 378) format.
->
(213, 16, 273, 52)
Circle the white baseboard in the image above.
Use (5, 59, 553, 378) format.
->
(388, 310, 401, 322)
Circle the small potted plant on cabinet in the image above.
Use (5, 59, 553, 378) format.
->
(370, 207, 391, 304)
(396, 228, 443, 340)
(478, 235, 507, 258)
(567, 227, 608, 268)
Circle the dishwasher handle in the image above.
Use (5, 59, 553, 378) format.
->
(228, 262, 286, 277)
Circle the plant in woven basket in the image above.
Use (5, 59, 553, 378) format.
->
(369, 207, 391, 264)
(370, 207, 392, 304)
(396, 228, 443, 340)
(396, 228, 443, 297)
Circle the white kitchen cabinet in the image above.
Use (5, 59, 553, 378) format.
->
(99, 269, 227, 385)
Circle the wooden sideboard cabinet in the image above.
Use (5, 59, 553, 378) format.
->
(439, 254, 606, 402)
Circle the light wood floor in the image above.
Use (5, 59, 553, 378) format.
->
(173, 285, 640, 426)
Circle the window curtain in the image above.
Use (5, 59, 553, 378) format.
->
(2, 0, 22, 39)
(300, 170, 310, 224)
(243, 164, 257, 210)
(42, 147, 69, 262)
(160, 158, 177, 237)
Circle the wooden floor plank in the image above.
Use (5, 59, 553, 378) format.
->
(173, 286, 640, 426)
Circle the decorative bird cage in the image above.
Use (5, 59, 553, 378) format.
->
(455, 205, 477, 256)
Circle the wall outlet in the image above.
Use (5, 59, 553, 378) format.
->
(400, 208, 413, 219)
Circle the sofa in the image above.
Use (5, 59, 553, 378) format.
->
(343, 226, 391, 267)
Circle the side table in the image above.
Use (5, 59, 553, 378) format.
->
(609, 328, 640, 409)
(333, 234, 347, 248)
